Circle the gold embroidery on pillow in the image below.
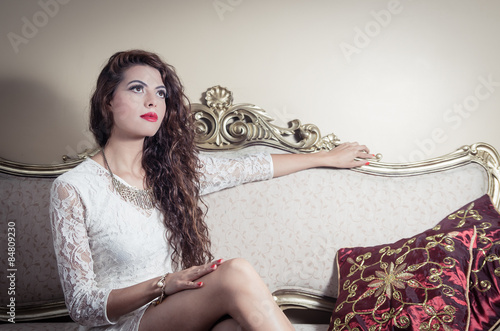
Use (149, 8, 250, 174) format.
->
(448, 202, 483, 227)
(333, 231, 464, 331)
(367, 262, 414, 299)
(470, 221, 497, 293)
(447, 203, 499, 294)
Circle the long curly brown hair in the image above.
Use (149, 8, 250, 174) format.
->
(89, 49, 212, 270)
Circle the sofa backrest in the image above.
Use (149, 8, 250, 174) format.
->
(203, 156, 490, 299)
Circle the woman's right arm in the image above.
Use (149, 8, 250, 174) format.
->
(50, 179, 117, 326)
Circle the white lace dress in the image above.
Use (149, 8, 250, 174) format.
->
(49, 152, 273, 330)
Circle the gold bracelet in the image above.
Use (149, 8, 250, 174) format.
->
(153, 272, 169, 306)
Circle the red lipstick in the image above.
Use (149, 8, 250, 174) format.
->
(140, 112, 158, 122)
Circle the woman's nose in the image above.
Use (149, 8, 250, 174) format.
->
(145, 92, 157, 108)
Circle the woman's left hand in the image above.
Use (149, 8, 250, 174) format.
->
(316, 142, 375, 169)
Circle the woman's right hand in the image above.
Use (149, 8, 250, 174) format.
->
(162, 259, 224, 296)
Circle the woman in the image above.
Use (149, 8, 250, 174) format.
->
(50, 49, 373, 330)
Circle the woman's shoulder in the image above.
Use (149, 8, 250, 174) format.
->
(53, 158, 106, 188)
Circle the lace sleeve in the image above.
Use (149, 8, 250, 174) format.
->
(199, 152, 274, 196)
(49, 179, 114, 326)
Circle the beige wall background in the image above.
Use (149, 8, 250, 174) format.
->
(1, 0, 499, 164)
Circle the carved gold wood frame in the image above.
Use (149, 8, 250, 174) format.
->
(273, 289, 337, 312)
(1, 85, 499, 320)
(0, 302, 69, 322)
(192, 85, 341, 153)
(0, 149, 99, 178)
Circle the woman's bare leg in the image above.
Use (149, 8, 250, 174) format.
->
(138, 258, 293, 331)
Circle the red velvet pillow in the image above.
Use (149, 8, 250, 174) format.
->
(329, 226, 475, 330)
(437, 194, 500, 331)
(329, 194, 500, 331)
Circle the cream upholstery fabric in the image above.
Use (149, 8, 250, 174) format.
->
(0, 174, 62, 304)
(204, 161, 488, 298)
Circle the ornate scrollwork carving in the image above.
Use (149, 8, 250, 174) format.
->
(192, 86, 340, 153)
(464, 143, 500, 207)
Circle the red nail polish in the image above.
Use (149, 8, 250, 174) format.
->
(197, 281, 203, 287)
(210, 264, 217, 270)
(217, 259, 224, 264)
(365, 162, 370, 166)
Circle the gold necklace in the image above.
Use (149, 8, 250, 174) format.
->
(101, 150, 155, 210)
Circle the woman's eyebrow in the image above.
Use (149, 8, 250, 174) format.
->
(127, 80, 165, 90)
(127, 79, 147, 86)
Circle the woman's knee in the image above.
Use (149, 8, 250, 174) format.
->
(217, 258, 256, 279)
(215, 258, 263, 291)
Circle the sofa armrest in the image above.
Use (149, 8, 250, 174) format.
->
(273, 288, 336, 312)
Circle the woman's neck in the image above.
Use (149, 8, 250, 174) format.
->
(99, 137, 148, 189)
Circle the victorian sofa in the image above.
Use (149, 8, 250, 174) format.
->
(1, 86, 499, 330)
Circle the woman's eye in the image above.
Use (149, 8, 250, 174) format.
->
(129, 85, 144, 93)
(157, 90, 167, 99)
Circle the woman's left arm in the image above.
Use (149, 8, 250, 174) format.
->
(271, 142, 374, 178)
(198, 142, 374, 195)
